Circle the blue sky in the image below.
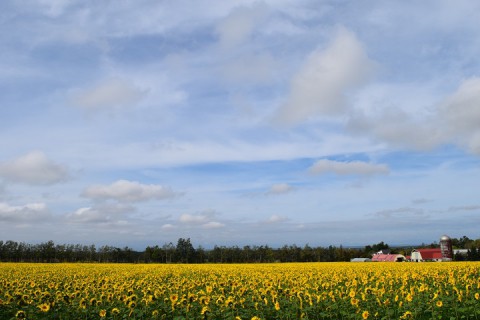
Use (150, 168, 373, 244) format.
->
(1, 0, 480, 249)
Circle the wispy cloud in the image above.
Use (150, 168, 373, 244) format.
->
(447, 205, 480, 212)
(82, 180, 180, 203)
(66, 203, 134, 224)
(71, 78, 147, 113)
(267, 183, 294, 195)
(309, 159, 389, 176)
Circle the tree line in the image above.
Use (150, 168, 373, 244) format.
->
(1, 236, 479, 263)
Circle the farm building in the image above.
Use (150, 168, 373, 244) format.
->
(350, 258, 372, 262)
(454, 249, 468, 256)
(410, 248, 443, 262)
(371, 253, 406, 262)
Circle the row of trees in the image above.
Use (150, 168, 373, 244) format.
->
(0, 240, 138, 263)
(1, 236, 479, 263)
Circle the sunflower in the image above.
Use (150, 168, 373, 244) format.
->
(475, 293, 480, 300)
(436, 300, 443, 307)
(128, 300, 136, 309)
(275, 301, 280, 311)
(111, 307, 120, 315)
(201, 306, 209, 315)
(170, 294, 178, 304)
(15, 310, 26, 319)
(38, 303, 50, 312)
(362, 310, 369, 319)
(99, 309, 107, 318)
(400, 311, 413, 319)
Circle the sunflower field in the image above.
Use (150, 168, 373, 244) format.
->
(1, 262, 480, 319)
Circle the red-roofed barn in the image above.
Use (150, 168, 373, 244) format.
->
(371, 253, 406, 262)
(410, 249, 443, 262)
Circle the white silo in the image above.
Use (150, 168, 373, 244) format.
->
(440, 235, 453, 261)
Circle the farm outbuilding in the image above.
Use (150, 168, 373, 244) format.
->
(410, 249, 443, 262)
(350, 258, 372, 262)
(371, 253, 406, 262)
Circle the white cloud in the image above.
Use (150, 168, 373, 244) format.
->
(179, 213, 209, 224)
(179, 210, 217, 224)
(309, 159, 389, 176)
(216, 2, 268, 50)
(177, 210, 225, 229)
(274, 27, 375, 125)
(66, 203, 134, 223)
(0, 202, 50, 222)
(161, 223, 176, 231)
(268, 183, 294, 195)
(202, 221, 225, 229)
(266, 214, 288, 223)
(67, 207, 106, 223)
(0, 151, 69, 185)
(439, 77, 480, 153)
(72, 78, 146, 112)
(82, 180, 179, 202)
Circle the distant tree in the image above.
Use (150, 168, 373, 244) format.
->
(451, 236, 473, 249)
(175, 238, 195, 263)
(195, 245, 206, 263)
(365, 241, 390, 255)
(163, 242, 175, 263)
(467, 247, 480, 261)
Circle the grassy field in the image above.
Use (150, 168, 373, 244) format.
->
(1, 262, 480, 319)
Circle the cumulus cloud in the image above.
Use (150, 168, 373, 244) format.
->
(439, 77, 480, 153)
(72, 78, 146, 112)
(268, 183, 294, 195)
(177, 210, 225, 229)
(347, 77, 480, 153)
(0, 151, 69, 185)
(0, 202, 50, 222)
(82, 180, 179, 202)
(179, 210, 217, 224)
(309, 159, 389, 176)
(216, 2, 268, 50)
(66, 203, 134, 223)
(274, 28, 375, 125)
